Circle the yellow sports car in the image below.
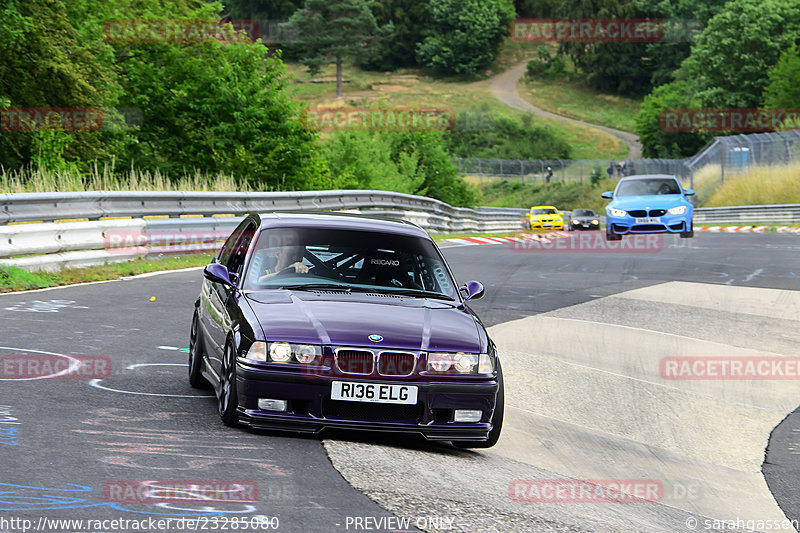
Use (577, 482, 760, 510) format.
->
(526, 206, 564, 230)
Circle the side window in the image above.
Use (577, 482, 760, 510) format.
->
(217, 219, 250, 266)
(226, 221, 257, 276)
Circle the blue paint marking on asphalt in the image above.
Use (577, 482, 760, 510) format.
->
(0, 426, 17, 446)
(0, 483, 232, 516)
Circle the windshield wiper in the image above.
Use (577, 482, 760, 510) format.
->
(278, 283, 352, 292)
(366, 288, 455, 301)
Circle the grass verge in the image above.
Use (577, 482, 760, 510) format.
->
(0, 165, 251, 194)
(0, 254, 213, 293)
(705, 163, 800, 207)
(475, 178, 616, 213)
(518, 78, 642, 133)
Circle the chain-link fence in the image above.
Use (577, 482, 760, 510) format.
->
(686, 131, 800, 183)
(457, 130, 800, 187)
(456, 157, 691, 184)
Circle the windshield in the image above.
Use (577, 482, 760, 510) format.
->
(573, 209, 595, 217)
(616, 178, 682, 196)
(531, 208, 558, 215)
(243, 227, 457, 299)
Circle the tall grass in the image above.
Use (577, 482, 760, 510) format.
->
(704, 163, 800, 207)
(689, 164, 724, 205)
(0, 163, 252, 193)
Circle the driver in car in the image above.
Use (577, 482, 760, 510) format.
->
(656, 183, 674, 194)
(256, 246, 308, 282)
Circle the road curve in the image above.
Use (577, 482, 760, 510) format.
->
(0, 232, 797, 532)
(489, 62, 643, 159)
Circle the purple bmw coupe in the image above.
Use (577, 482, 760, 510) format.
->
(189, 212, 504, 448)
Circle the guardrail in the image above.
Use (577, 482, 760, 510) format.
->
(694, 204, 800, 224)
(0, 191, 528, 271)
(1, 191, 796, 271)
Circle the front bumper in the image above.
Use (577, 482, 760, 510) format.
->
(530, 219, 564, 230)
(234, 363, 499, 441)
(606, 213, 691, 235)
(570, 221, 600, 230)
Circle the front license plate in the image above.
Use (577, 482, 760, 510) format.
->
(542, 222, 553, 226)
(331, 381, 418, 404)
(635, 217, 661, 224)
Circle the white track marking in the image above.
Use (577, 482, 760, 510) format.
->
(0, 347, 82, 381)
(89, 363, 213, 398)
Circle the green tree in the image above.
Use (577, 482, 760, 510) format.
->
(415, 0, 516, 75)
(323, 131, 475, 206)
(634, 0, 726, 89)
(682, 0, 800, 109)
(281, 0, 393, 97)
(0, 0, 120, 172)
(763, 46, 800, 108)
(117, 40, 324, 189)
(360, 0, 431, 70)
(223, 0, 303, 20)
(634, 81, 709, 158)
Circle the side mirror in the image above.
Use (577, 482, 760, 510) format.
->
(460, 280, 485, 301)
(684, 189, 695, 196)
(601, 191, 613, 199)
(204, 263, 236, 287)
(558, 211, 564, 216)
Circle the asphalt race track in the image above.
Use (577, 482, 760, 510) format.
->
(0, 232, 798, 533)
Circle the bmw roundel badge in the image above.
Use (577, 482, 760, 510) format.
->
(368, 334, 383, 342)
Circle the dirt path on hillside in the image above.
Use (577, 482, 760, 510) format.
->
(489, 61, 642, 159)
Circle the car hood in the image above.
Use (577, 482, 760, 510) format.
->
(609, 195, 688, 210)
(244, 291, 484, 353)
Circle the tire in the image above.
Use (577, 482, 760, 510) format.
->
(606, 231, 622, 241)
(218, 340, 240, 427)
(188, 313, 210, 389)
(453, 362, 504, 449)
(680, 222, 694, 238)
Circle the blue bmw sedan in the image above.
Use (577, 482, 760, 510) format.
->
(602, 174, 695, 241)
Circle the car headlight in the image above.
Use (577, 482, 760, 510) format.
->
(668, 205, 687, 215)
(591, 220, 599, 225)
(608, 208, 627, 217)
(572, 219, 579, 224)
(267, 342, 321, 364)
(427, 352, 493, 374)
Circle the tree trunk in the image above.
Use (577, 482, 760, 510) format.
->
(336, 56, 343, 98)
